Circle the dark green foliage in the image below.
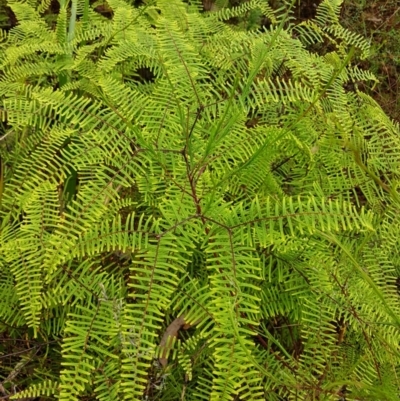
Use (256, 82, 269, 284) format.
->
(0, 0, 399, 400)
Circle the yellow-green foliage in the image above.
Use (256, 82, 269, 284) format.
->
(0, 0, 399, 400)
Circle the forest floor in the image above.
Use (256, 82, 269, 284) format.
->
(340, 0, 400, 121)
(282, 0, 400, 120)
(300, 0, 399, 121)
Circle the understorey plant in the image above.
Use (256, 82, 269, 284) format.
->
(0, 0, 399, 400)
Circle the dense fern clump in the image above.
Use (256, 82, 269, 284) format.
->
(0, 0, 399, 400)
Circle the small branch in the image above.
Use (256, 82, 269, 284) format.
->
(0, 130, 14, 142)
(158, 315, 201, 367)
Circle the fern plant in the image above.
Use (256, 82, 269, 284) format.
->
(0, 0, 399, 400)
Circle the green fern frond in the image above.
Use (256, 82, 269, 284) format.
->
(2, 0, 399, 400)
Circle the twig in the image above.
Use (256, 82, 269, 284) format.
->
(0, 130, 14, 142)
